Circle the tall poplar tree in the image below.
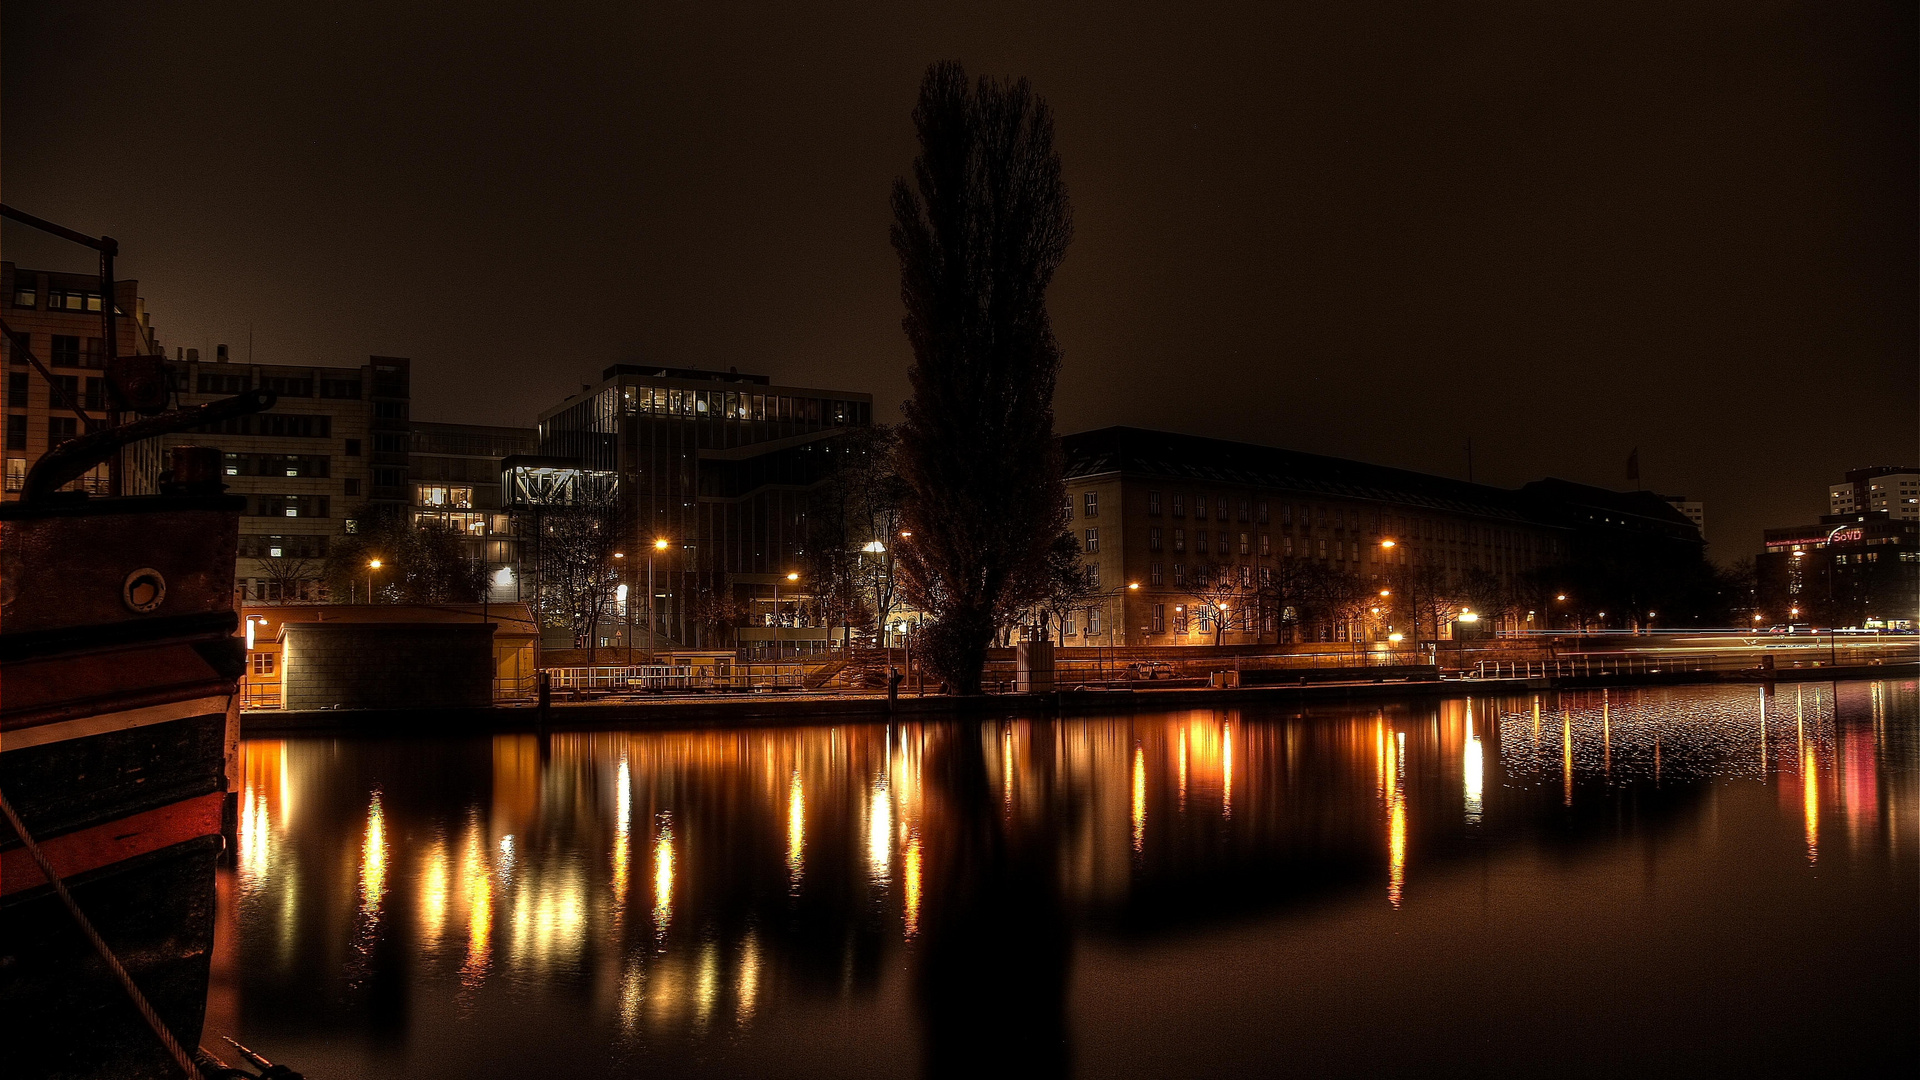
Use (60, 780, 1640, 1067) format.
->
(891, 62, 1073, 693)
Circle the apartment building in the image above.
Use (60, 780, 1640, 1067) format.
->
(1059, 427, 1703, 645)
(410, 420, 537, 600)
(155, 351, 412, 601)
(2, 262, 162, 497)
(536, 364, 873, 647)
(1829, 466, 1920, 523)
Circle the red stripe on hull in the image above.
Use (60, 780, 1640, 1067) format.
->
(1, 791, 224, 897)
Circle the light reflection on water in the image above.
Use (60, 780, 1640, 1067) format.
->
(220, 681, 1918, 1078)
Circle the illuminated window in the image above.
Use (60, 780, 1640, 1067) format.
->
(250, 653, 275, 676)
(1151, 604, 1165, 633)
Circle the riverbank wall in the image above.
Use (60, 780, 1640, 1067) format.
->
(240, 661, 1916, 735)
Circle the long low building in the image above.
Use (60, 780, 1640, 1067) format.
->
(1059, 427, 1706, 646)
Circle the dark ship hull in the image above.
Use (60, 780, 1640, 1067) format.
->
(1, 493, 246, 1080)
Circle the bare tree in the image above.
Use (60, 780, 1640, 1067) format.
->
(891, 62, 1074, 694)
(1180, 561, 1253, 646)
(258, 555, 320, 603)
(526, 487, 625, 661)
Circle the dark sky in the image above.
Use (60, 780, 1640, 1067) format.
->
(5, 2, 1913, 558)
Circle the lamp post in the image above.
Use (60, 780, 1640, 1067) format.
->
(613, 551, 630, 665)
(367, 558, 382, 605)
(649, 537, 669, 665)
(774, 571, 799, 662)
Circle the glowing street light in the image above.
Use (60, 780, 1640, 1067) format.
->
(366, 558, 383, 604)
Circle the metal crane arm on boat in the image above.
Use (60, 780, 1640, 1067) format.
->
(20, 389, 277, 505)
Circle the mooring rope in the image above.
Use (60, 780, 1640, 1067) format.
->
(0, 785, 206, 1080)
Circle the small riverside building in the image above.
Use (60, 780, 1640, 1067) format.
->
(239, 602, 540, 709)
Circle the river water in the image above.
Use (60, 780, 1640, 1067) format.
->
(209, 680, 1917, 1078)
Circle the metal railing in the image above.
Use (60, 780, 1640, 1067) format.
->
(544, 663, 809, 695)
(1472, 642, 1914, 681)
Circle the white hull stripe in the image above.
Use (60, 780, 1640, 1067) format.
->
(1, 694, 232, 753)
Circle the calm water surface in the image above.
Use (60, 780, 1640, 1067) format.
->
(211, 681, 1918, 1078)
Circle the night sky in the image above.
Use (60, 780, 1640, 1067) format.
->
(5, 2, 1912, 558)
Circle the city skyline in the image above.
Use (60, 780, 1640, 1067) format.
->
(4, 2, 1912, 562)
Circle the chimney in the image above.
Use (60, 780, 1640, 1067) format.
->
(216, 344, 229, 363)
(175, 347, 183, 360)
(186, 348, 199, 363)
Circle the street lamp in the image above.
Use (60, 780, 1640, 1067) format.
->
(367, 558, 382, 604)
(774, 571, 800, 662)
(613, 552, 630, 665)
(648, 538, 670, 664)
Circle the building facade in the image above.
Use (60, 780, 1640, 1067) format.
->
(2, 262, 162, 497)
(409, 420, 536, 600)
(1757, 511, 1919, 629)
(154, 351, 412, 601)
(1059, 427, 1706, 646)
(535, 365, 873, 647)
(1828, 466, 1920, 522)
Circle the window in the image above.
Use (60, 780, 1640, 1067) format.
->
(1218, 496, 1229, 520)
(419, 485, 474, 508)
(375, 400, 409, 420)
(7, 372, 26, 407)
(259, 375, 312, 397)
(1259, 566, 1272, 585)
(1284, 535, 1296, 556)
(1088, 607, 1102, 636)
(1172, 494, 1185, 518)
(1259, 533, 1271, 556)
(1173, 528, 1185, 552)
(1283, 504, 1293, 525)
(1257, 500, 1269, 524)
(1173, 563, 1186, 586)
(1148, 490, 1162, 516)
(1149, 527, 1163, 551)
(1150, 562, 1164, 586)
(11, 280, 35, 307)
(1195, 530, 1208, 555)
(4, 457, 24, 490)
(1238, 499, 1250, 522)
(7, 331, 26, 364)
(320, 378, 362, 399)
(1084, 528, 1099, 553)
(1064, 610, 1077, 636)
(344, 438, 361, 456)
(5, 415, 25, 450)
(83, 377, 106, 411)
(1240, 532, 1250, 555)
(372, 432, 406, 453)
(50, 336, 80, 366)
(372, 466, 404, 488)
(1174, 606, 1188, 632)
(1084, 492, 1098, 517)
(1088, 563, 1101, 587)
(250, 653, 275, 677)
(1240, 566, 1252, 586)
(1318, 539, 1328, 558)
(1151, 604, 1165, 633)
(198, 372, 250, 394)
(48, 416, 77, 446)
(344, 478, 361, 496)
(1194, 495, 1207, 520)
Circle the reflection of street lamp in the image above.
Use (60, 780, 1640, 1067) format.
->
(367, 558, 382, 604)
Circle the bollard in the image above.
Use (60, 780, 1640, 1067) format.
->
(537, 670, 552, 727)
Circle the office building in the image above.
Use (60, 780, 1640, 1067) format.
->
(2, 262, 162, 497)
(409, 420, 537, 600)
(154, 351, 412, 601)
(1828, 466, 1920, 522)
(1059, 427, 1705, 646)
(1663, 495, 1704, 536)
(1757, 510, 1919, 628)
(534, 365, 872, 648)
